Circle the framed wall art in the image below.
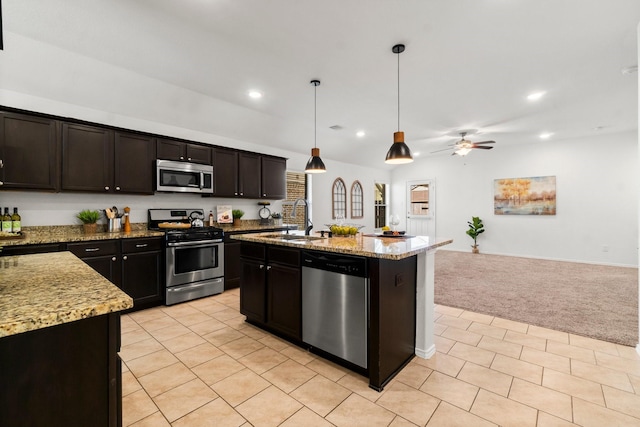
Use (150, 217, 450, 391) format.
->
(494, 176, 556, 215)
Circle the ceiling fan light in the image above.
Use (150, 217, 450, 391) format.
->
(385, 131, 413, 164)
(455, 147, 472, 156)
(305, 147, 326, 173)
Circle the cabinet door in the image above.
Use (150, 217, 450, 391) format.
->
(156, 138, 184, 161)
(68, 240, 121, 286)
(62, 123, 114, 192)
(0, 112, 60, 191)
(238, 152, 261, 198)
(266, 264, 301, 339)
(114, 132, 155, 194)
(121, 251, 163, 307)
(213, 147, 238, 197)
(224, 241, 241, 290)
(186, 143, 211, 165)
(261, 156, 286, 199)
(239, 257, 266, 322)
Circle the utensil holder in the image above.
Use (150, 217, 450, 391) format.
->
(107, 218, 121, 232)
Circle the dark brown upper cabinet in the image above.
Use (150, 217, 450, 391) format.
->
(212, 148, 286, 200)
(0, 112, 60, 191)
(62, 123, 114, 193)
(114, 132, 156, 194)
(261, 156, 286, 199)
(239, 152, 261, 198)
(62, 123, 155, 194)
(157, 138, 211, 165)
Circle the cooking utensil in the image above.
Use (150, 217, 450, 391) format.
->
(105, 208, 114, 219)
(112, 206, 119, 217)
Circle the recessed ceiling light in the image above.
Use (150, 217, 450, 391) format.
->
(527, 91, 546, 101)
(356, 131, 366, 138)
(248, 90, 263, 99)
(539, 132, 554, 139)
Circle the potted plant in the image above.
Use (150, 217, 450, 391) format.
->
(466, 216, 485, 254)
(271, 212, 282, 225)
(77, 209, 101, 234)
(232, 209, 244, 226)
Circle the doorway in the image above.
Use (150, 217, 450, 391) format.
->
(406, 180, 435, 237)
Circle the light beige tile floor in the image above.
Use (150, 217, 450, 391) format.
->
(120, 289, 640, 426)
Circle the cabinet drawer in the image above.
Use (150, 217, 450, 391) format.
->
(240, 242, 266, 260)
(68, 240, 119, 258)
(268, 246, 300, 267)
(122, 237, 163, 254)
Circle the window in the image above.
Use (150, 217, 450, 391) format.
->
(350, 180, 363, 219)
(332, 178, 347, 219)
(374, 182, 386, 228)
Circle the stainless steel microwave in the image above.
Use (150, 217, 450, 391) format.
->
(156, 159, 214, 194)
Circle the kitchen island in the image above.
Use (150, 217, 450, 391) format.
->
(0, 251, 133, 427)
(232, 231, 452, 390)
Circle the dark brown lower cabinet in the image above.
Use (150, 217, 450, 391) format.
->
(68, 237, 164, 310)
(0, 312, 123, 427)
(224, 239, 241, 290)
(240, 242, 301, 340)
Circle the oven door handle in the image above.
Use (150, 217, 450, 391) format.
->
(167, 239, 223, 248)
(168, 278, 223, 293)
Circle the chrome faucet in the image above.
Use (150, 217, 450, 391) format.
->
(291, 198, 313, 235)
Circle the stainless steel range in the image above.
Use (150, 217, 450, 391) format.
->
(148, 208, 224, 305)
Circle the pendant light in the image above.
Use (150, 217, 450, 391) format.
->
(385, 44, 413, 164)
(305, 79, 326, 173)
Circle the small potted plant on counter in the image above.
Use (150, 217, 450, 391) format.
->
(466, 216, 485, 254)
(77, 209, 101, 234)
(232, 209, 244, 227)
(271, 212, 282, 226)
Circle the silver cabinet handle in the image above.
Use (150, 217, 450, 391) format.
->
(0, 181, 3, 186)
(188, 157, 192, 161)
(104, 186, 110, 191)
(0, 159, 3, 168)
(180, 156, 185, 160)
(85, 248, 100, 252)
(135, 244, 148, 248)
(115, 186, 121, 191)
(259, 264, 265, 269)
(267, 265, 272, 270)
(123, 255, 128, 260)
(111, 256, 117, 261)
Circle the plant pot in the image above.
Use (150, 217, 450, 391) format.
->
(471, 245, 479, 254)
(233, 219, 242, 227)
(83, 223, 98, 234)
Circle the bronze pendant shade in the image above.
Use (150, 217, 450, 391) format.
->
(305, 79, 326, 174)
(385, 44, 413, 164)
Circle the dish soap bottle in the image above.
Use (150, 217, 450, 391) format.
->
(209, 210, 214, 227)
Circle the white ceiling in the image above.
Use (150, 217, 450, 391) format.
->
(4, 0, 640, 169)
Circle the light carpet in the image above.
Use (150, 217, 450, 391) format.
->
(434, 250, 639, 346)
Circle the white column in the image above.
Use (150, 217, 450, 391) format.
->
(415, 249, 436, 358)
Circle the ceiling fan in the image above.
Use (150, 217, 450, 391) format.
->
(431, 132, 496, 156)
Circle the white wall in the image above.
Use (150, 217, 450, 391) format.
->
(391, 132, 638, 267)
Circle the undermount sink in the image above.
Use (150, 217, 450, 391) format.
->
(263, 234, 325, 241)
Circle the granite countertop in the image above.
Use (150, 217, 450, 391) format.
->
(0, 252, 133, 338)
(217, 223, 298, 234)
(0, 224, 165, 247)
(232, 231, 453, 260)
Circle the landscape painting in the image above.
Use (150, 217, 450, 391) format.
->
(494, 176, 556, 215)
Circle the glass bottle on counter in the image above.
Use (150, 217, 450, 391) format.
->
(1, 207, 12, 232)
(11, 207, 21, 233)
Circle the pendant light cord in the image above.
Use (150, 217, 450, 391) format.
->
(397, 49, 400, 132)
(314, 83, 317, 149)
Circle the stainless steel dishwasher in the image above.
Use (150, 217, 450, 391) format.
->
(301, 251, 368, 369)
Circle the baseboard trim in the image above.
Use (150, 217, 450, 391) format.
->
(437, 248, 638, 268)
(415, 344, 436, 359)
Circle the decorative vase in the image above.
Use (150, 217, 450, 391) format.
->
(83, 223, 98, 234)
(472, 245, 479, 254)
(233, 219, 241, 227)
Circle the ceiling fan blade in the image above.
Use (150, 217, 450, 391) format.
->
(430, 147, 454, 153)
(472, 140, 495, 145)
(472, 145, 493, 150)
